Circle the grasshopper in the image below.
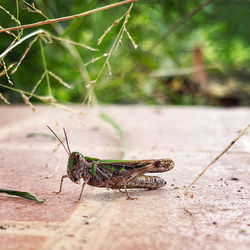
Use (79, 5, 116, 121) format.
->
(48, 126, 175, 201)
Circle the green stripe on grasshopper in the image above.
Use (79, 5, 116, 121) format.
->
(85, 155, 101, 162)
(85, 155, 135, 164)
(91, 163, 98, 176)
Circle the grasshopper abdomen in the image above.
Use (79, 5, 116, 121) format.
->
(126, 175, 166, 189)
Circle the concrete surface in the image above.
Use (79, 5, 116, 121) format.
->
(0, 105, 249, 250)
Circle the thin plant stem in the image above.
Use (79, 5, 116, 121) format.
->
(84, 3, 134, 103)
(28, 72, 46, 100)
(39, 37, 52, 96)
(37, 3, 93, 100)
(149, 0, 214, 51)
(0, 0, 137, 34)
(0, 82, 51, 104)
(16, 0, 19, 20)
(181, 124, 250, 213)
(15, 0, 23, 38)
(11, 36, 39, 74)
(0, 29, 44, 59)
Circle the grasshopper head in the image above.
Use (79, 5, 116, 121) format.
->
(67, 152, 89, 183)
(47, 126, 90, 183)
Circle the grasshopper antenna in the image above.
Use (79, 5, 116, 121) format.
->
(47, 126, 70, 156)
(63, 128, 72, 155)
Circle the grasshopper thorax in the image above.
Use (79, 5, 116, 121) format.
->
(67, 152, 91, 184)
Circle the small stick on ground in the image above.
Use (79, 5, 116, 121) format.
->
(181, 124, 250, 213)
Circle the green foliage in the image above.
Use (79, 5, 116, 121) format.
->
(0, 0, 249, 106)
(0, 188, 45, 202)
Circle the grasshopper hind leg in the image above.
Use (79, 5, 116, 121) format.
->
(118, 178, 137, 200)
(116, 175, 166, 199)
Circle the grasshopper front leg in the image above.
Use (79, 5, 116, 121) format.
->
(77, 177, 90, 202)
(53, 175, 68, 194)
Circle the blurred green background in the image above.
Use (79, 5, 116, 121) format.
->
(0, 0, 250, 106)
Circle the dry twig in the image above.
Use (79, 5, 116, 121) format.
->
(181, 124, 250, 213)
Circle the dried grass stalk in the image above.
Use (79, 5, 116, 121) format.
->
(0, 92, 10, 104)
(21, 92, 36, 111)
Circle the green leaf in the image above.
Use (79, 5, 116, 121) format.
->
(0, 189, 45, 203)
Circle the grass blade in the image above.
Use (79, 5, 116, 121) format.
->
(99, 111, 126, 158)
(0, 189, 45, 203)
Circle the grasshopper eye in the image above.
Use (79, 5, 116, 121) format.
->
(74, 153, 82, 162)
